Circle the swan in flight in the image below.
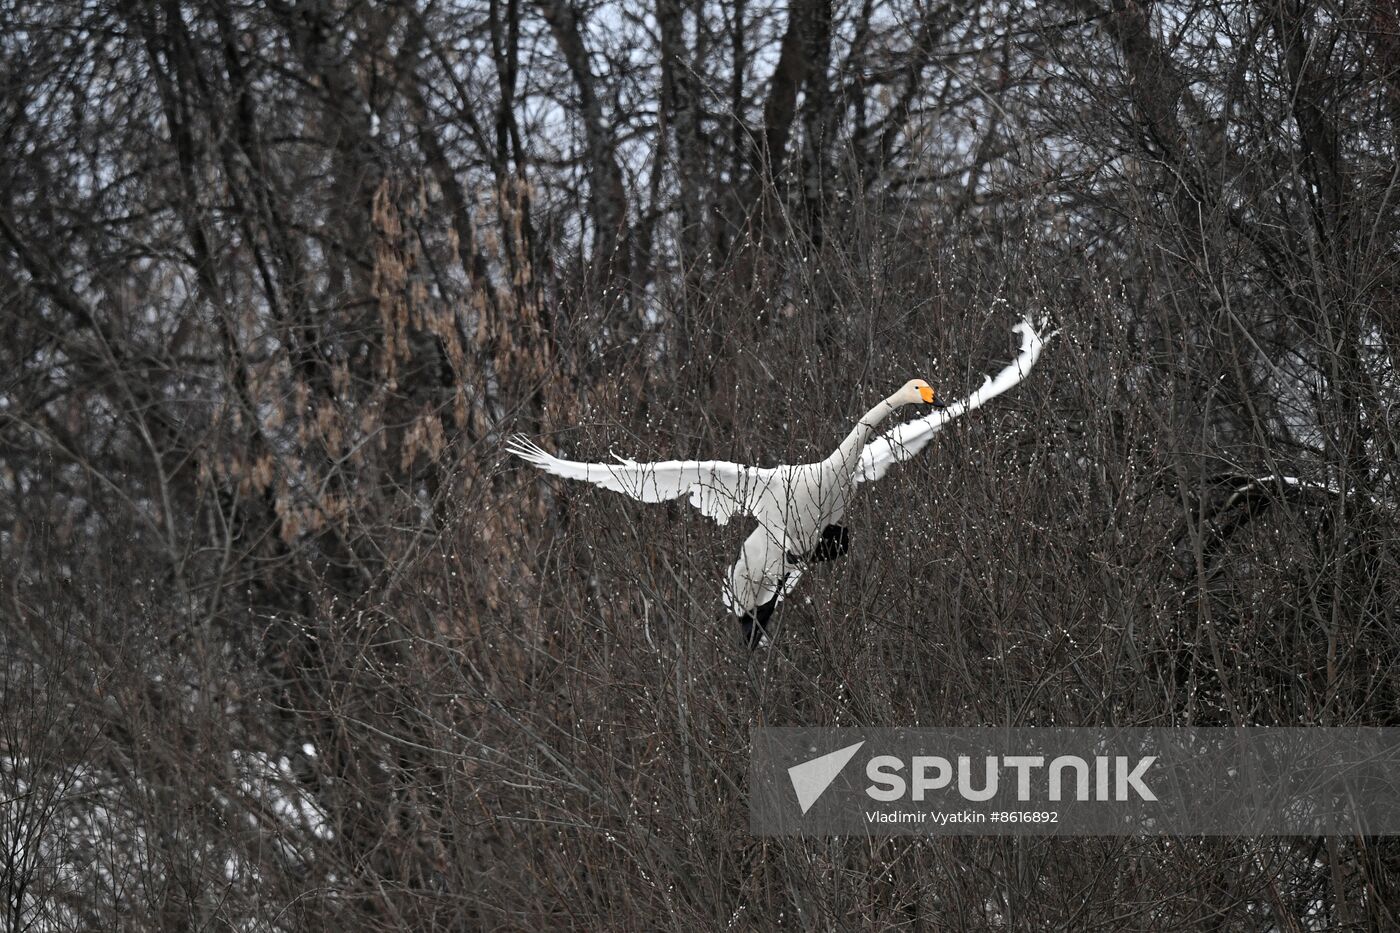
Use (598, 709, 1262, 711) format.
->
(508, 319, 1049, 648)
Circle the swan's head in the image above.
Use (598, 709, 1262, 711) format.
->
(894, 378, 941, 408)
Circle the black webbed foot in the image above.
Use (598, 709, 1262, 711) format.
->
(809, 524, 850, 563)
(738, 578, 787, 649)
(738, 611, 766, 649)
(785, 525, 851, 565)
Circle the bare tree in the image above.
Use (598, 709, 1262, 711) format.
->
(2, 0, 1397, 928)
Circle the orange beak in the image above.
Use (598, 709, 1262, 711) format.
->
(919, 385, 936, 404)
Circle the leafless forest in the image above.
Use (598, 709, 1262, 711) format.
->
(2, 0, 1399, 928)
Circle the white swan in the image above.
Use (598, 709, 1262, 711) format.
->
(507, 319, 1049, 647)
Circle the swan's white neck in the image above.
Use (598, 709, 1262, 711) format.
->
(830, 393, 902, 472)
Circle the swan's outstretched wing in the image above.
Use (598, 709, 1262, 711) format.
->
(855, 318, 1052, 485)
(506, 436, 773, 526)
